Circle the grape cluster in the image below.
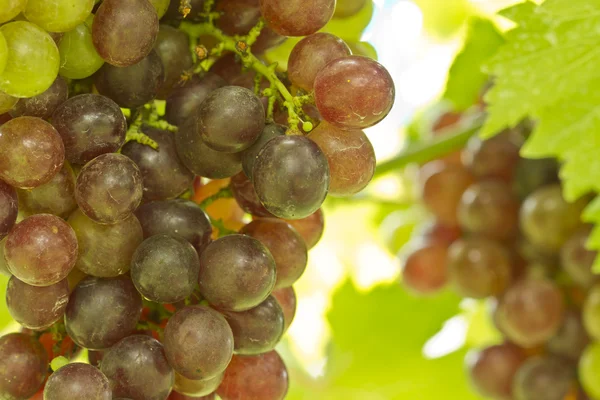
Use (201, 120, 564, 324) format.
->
(402, 112, 600, 399)
(0, 0, 393, 399)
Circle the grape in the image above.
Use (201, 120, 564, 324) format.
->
(155, 24, 194, 99)
(314, 56, 395, 129)
(0, 21, 60, 98)
(0, 333, 48, 399)
(447, 238, 512, 299)
(176, 118, 243, 179)
(44, 363, 111, 400)
(217, 351, 288, 400)
(308, 122, 376, 196)
(93, 0, 160, 67)
(580, 343, 600, 399)
(230, 172, 273, 217)
(101, 335, 174, 400)
(65, 275, 143, 349)
(164, 305, 234, 380)
(520, 184, 587, 252)
(198, 235, 276, 311)
(131, 234, 200, 304)
(17, 162, 77, 219)
(88, 350, 104, 368)
(561, 227, 597, 287)
(5, 214, 78, 286)
(0, 33, 6, 75)
(220, 295, 285, 355)
(583, 284, 600, 341)
(215, 0, 261, 35)
(75, 153, 143, 224)
(0, 116, 64, 189)
(6, 276, 69, 330)
(174, 372, 224, 397)
(547, 309, 589, 360)
(497, 278, 565, 347)
(135, 199, 212, 252)
(67, 266, 87, 291)
(240, 124, 285, 180)
(10, 76, 68, 120)
(170, 392, 216, 400)
(402, 242, 448, 295)
(151, 0, 171, 18)
(0, 179, 17, 238)
(25, 0, 94, 32)
(418, 222, 461, 246)
(514, 157, 559, 200)
(288, 33, 351, 92)
(52, 94, 127, 165)
(512, 356, 574, 400)
(0, 91, 17, 113)
(58, 15, 105, 79)
(272, 287, 297, 333)
(259, 0, 335, 36)
(95, 49, 165, 108)
(0, 238, 10, 276)
(121, 126, 194, 202)
(462, 129, 522, 183)
(334, 0, 367, 18)
(253, 135, 329, 219)
(457, 181, 520, 241)
(68, 209, 143, 277)
(284, 209, 325, 249)
(467, 342, 527, 399)
(420, 161, 474, 227)
(210, 53, 245, 83)
(0, 0, 26, 24)
(165, 73, 226, 127)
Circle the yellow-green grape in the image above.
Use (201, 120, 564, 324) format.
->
(0, 31, 7, 75)
(150, 0, 170, 19)
(580, 342, 600, 399)
(0, 21, 60, 98)
(59, 15, 104, 79)
(24, 0, 95, 33)
(0, 91, 17, 113)
(0, 0, 27, 24)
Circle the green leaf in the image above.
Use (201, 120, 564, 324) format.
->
(443, 18, 504, 110)
(498, 1, 537, 24)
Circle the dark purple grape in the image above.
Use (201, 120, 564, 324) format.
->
(230, 172, 273, 217)
(121, 126, 194, 202)
(164, 306, 234, 380)
(10, 76, 68, 119)
(284, 209, 325, 249)
(259, 0, 335, 36)
(174, 372, 223, 397)
(272, 286, 296, 333)
(0, 333, 48, 399)
(0, 116, 65, 189)
(154, 24, 193, 99)
(95, 50, 165, 108)
(198, 235, 276, 311)
(7, 276, 69, 329)
(65, 276, 143, 349)
(561, 227, 597, 287)
(5, 214, 78, 286)
(215, 0, 261, 35)
(135, 199, 212, 252)
(240, 124, 285, 180)
(44, 363, 111, 400)
(0, 179, 17, 238)
(402, 242, 448, 295)
(547, 309, 589, 360)
(217, 351, 288, 400)
(52, 94, 126, 165)
(92, 0, 159, 67)
(210, 53, 245, 83)
(101, 335, 174, 400)
(314, 56, 395, 129)
(165, 73, 226, 127)
(512, 356, 574, 400)
(462, 129, 522, 183)
(75, 153, 143, 224)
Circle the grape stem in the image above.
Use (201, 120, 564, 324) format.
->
(197, 186, 233, 209)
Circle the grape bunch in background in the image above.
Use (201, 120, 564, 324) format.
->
(0, 0, 394, 398)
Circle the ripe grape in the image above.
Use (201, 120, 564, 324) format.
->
(135, 199, 213, 252)
(561, 227, 597, 287)
(93, 0, 159, 67)
(462, 130, 522, 183)
(75, 153, 143, 224)
(44, 363, 111, 400)
(512, 356, 574, 400)
(230, 172, 273, 217)
(10, 76, 68, 120)
(5, 214, 77, 286)
(240, 124, 285, 180)
(272, 287, 297, 333)
(24, 0, 94, 33)
(284, 209, 325, 249)
(334, 0, 367, 18)
(199, 235, 276, 311)
(101, 335, 174, 400)
(215, 0, 261, 35)
(308, 121, 376, 196)
(121, 126, 195, 202)
(580, 342, 600, 399)
(52, 94, 126, 165)
(0, 179, 17, 238)
(259, 0, 335, 36)
(0, 333, 48, 399)
(164, 305, 234, 380)
(165, 73, 226, 127)
(314, 56, 395, 129)
(65, 275, 143, 349)
(0, 116, 65, 189)
(547, 309, 589, 360)
(154, 24, 194, 99)
(68, 209, 143, 277)
(417, 222, 461, 246)
(6, 276, 69, 330)
(402, 242, 448, 295)
(174, 372, 223, 397)
(217, 351, 289, 400)
(0, 0, 27, 24)
(58, 15, 105, 79)
(0, 21, 60, 97)
(95, 50, 165, 109)
(288, 33, 351, 92)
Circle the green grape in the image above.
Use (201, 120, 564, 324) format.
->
(0, 0, 27, 24)
(0, 91, 17, 114)
(580, 342, 600, 399)
(0, 31, 7, 75)
(58, 15, 105, 79)
(25, 0, 94, 33)
(0, 21, 60, 98)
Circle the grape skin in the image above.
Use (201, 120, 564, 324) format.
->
(0, 91, 16, 114)
(0, 333, 48, 399)
(259, 0, 336, 36)
(0, 178, 18, 238)
(284, 209, 325, 250)
(24, 0, 94, 33)
(58, 15, 105, 80)
(0, 0, 27, 24)
(402, 242, 448, 295)
(240, 124, 285, 180)
(334, 0, 367, 18)
(174, 372, 224, 397)
(154, 24, 194, 99)
(10, 76, 68, 120)
(230, 172, 273, 217)
(272, 286, 297, 333)
(165, 73, 226, 127)
(462, 130, 522, 183)
(547, 309, 589, 361)
(512, 356, 574, 400)
(44, 363, 111, 400)
(560, 227, 597, 288)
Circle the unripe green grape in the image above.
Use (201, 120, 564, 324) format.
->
(0, 0, 27, 24)
(580, 342, 600, 399)
(0, 31, 7, 75)
(25, 0, 95, 33)
(0, 21, 60, 98)
(59, 15, 104, 79)
(0, 91, 17, 114)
